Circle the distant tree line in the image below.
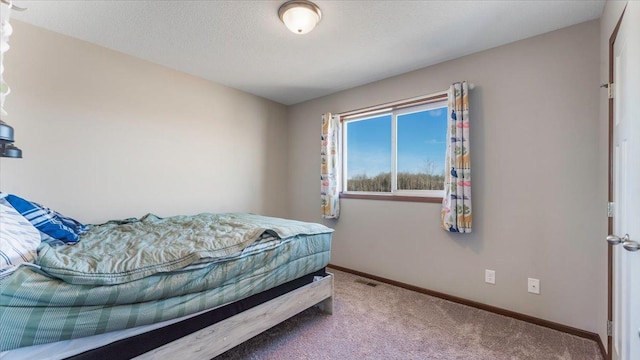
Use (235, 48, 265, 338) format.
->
(347, 171, 445, 192)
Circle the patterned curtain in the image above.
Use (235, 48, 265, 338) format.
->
(321, 113, 340, 219)
(441, 82, 472, 233)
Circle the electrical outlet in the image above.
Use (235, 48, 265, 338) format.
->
(528, 278, 540, 294)
(485, 270, 495, 284)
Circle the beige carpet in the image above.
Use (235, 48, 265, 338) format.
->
(216, 270, 603, 360)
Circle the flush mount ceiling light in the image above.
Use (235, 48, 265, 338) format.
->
(278, 0, 322, 35)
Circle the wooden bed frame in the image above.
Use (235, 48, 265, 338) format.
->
(20, 270, 337, 360)
(2, 273, 334, 360)
(134, 272, 334, 359)
(0, 271, 334, 360)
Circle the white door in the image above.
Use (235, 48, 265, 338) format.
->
(610, 2, 640, 360)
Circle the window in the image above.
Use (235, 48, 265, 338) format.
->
(342, 98, 448, 200)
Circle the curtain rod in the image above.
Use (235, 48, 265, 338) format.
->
(337, 82, 475, 119)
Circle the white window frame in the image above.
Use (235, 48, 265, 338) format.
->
(341, 99, 448, 198)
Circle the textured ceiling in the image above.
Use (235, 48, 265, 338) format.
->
(12, 0, 605, 105)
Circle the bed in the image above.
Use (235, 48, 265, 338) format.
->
(0, 209, 334, 359)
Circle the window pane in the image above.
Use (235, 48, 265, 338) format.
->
(346, 114, 392, 192)
(397, 107, 447, 190)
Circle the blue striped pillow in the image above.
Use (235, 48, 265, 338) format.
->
(0, 197, 41, 279)
(4, 194, 88, 244)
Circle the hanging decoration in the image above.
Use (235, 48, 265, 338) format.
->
(0, 0, 25, 158)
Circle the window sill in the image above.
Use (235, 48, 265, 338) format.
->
(339, 193, 443, 203)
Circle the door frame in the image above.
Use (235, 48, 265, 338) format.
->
(608, 5, 627, 360)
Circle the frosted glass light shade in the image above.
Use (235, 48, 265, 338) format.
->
(278, 1, 322, 35)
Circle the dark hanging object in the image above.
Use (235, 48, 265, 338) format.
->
(0, 120, 22, 158)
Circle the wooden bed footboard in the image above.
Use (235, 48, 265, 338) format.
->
(135, 273, 334, 359)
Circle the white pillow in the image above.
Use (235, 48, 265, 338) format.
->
(0, 197, 41, 279)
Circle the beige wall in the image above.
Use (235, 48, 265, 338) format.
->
(597, 0, 628, 350)
(288, 20, 603, 333)
(0, 21, 289, 223)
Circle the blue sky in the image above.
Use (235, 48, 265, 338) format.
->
(346, 107, 447, 178)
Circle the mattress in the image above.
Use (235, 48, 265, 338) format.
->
(0, 213, 333, 353)
(0, 269, 330, 360)
(0, 304, 216, 360)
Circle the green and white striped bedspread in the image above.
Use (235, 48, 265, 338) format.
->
(0, 213, 333, 351)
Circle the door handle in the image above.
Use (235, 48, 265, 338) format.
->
(607, 234, 629, 245)
(623, 240, 640, 252)
(607, 234, 640, 252)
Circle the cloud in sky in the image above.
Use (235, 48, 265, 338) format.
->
(347, 149, 390, 178)
(424, 139, 445, 145)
